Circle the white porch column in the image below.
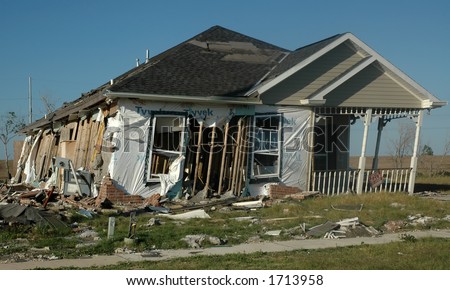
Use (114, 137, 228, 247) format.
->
(356, 109, 372, 194)
(372, 116, 385, 171)
(408, 110, 424, 194)
(306, 110, 316, 191)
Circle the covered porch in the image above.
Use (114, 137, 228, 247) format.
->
(308, 107, 423, 195)
(254, 33, 445, 195)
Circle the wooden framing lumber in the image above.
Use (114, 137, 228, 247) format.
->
(230, 118, 243, 194)
(217, 122, 229, 195)
(192, 121, 203, 193)
(236, 117, 249, 196)
(203, 125, 216, 194)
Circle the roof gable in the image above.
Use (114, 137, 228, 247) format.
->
(258, 33, 446, 109)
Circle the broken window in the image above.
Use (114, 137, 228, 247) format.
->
(252, 114, 281, 178)
(146, 115, 186, 182)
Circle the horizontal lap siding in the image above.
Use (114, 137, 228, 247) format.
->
(324, 64, 422, 108)
(262, 42, 363, 105)
(291, 43, 363, 100)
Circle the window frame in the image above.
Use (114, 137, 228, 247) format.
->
(146, 113, 186, 182)
(251, 113, 282, 179)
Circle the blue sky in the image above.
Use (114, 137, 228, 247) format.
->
(1, 0, 449, 157)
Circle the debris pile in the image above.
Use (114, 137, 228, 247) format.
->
(0, 203, 67, 230)
(0, 175, 274, 231)
(2, 137, 328, 230)
(306, 217, 380, 239)
(181, 234, 227, 249)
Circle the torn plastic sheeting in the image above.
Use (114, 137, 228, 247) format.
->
(95, 108, 103, 122)
(106, 99, 311, 198)
(13, 135, 32, 183)
(26, 130, 43, 180)
(107, 110, 151, 197)
(248, 106, 311, 195)
(163, 209, 211, 220)
(157, 155, 185, 197)
(280, 110, 310, 190)
(45, 171, 58, 189)
(107, 98, 242, 198)
(24, 130, 43, 184)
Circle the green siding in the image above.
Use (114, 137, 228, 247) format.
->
(261, 41, 362, 105)
(323, 64, 422, 108)
(290, 44, 363, 100)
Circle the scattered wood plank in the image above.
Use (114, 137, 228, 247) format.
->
(331, 204, 364, 211)
(306, 221, 340, 237)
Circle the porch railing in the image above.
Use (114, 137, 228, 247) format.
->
(311, 168, 410, 195)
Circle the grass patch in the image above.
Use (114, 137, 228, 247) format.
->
(415, 175, 450, 193)
(80, 237, 450, 270)
(1, 178, 450, 267)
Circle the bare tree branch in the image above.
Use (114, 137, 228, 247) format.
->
(0, 112, 25, 180)
(40, 95, 56, 114)
(388, 122, 415, 169)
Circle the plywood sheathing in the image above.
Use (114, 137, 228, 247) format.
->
(35, 133, 51, 179)
(74, 119, 85, 169)
(86, 117, 101, 170)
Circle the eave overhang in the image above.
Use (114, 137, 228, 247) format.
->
(104, 91, 263, 105)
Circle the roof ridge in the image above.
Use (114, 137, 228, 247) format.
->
(108, 25, 289, 95)
(261, 33, 346, 82)
(202, 25, 290, 52)
(293, 33, 345, 51)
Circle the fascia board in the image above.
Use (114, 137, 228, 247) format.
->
(105, 91, 263, 105)
(346, 33, 441, 103)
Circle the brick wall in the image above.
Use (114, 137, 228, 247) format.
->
(268, 184, 301, 199)
(95, 175, 144, 207)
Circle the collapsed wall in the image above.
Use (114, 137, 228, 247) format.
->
(15, 98, 311, 200)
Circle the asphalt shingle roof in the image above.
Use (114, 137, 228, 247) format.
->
(266, 33, 344, 80)
(21, 26, 343, 133)
(109, 26, 290, 96)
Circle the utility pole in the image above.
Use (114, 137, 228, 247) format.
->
(28, 76, 32, 124)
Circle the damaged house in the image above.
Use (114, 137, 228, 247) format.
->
(15, 26, 445, 202)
